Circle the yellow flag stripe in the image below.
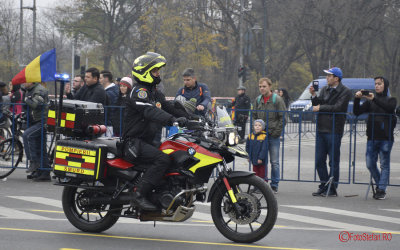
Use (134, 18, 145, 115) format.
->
(25, 56, 42, 82)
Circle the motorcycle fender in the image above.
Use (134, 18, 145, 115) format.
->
(207, 171, 255, 202)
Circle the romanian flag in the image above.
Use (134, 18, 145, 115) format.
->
(12, 48, 56, 85)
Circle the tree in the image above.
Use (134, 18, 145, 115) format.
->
(56, 0, 148, 70)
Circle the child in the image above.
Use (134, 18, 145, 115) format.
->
(246, 119, 268, 182)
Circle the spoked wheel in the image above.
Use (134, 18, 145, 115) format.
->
(0, 128, 11, 142)
(211, 175, 278, 243)
(0, 138, 23, 179)
(62, 181, 122, 232)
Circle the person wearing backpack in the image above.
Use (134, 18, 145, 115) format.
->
(353, 76, 397, 200)
(252, 77, 286, 194)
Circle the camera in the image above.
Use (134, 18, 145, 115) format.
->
(361, 90, 370, 96)
(312, 80, 319, 91)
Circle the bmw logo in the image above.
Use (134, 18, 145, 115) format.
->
(187, 148, 196, 155)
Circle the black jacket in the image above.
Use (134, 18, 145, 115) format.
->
(74, 82, 107, 105)
(311, 82, 352, 134)
(122, 83, 184, 144)
(353, 94, 397, 141)
(232, 93, 251, 116)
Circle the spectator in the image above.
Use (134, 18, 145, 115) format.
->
(100, 70, 119, 136)
(115, 77, 121, 86)
(252, 77, 286, 194)
(278, 88, 290, 109)
(73, 68, 107, 105)
(176, 68, 211, 116)
(0, 81, 6, 123)
(9, 81, 24, 115)
(114, 77, 133, 136)
(100, 70, 119, 106)
(246, 119, 268, 184)
(353, 77, 397, 200)
(22, 82, 50, 181)
(65, 75, 85, 99)
(310, 67, 352, 197)
(231, 86, 251, 142)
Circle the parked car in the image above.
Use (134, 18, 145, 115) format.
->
(289, 78, 377, 122)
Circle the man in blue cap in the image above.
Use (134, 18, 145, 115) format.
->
(309, 67, 352, 197)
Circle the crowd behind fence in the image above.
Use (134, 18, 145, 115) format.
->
(1, 103, 399, 189)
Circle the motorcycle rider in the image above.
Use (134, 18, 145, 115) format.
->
(123, 52, 187, 211)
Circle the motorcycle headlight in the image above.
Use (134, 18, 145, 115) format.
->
(227, 132, 239, 146)
(107, 152, 116, 159)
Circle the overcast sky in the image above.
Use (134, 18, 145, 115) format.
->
(17, 0, 70, 12)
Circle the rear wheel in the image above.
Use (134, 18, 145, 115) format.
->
(0, 138, 23, 179)
(62, 181, 122, 232)
(211, 175, 277, 243)
(0, 128, 11, 142)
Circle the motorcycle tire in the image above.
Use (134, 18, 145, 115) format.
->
(210, 175, 277, 243)
(62, 184, 122, 233)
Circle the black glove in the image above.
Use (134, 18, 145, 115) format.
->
(175, 117, 188, 127)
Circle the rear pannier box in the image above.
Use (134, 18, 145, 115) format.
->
(53, 140, 108, 181)
(47, 100, 104, 137)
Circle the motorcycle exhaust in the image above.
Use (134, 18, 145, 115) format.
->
(166, 186, 207, 213)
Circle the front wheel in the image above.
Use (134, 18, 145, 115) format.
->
(211, 175, 278, 243)
(0, 138, 23, 179)
(62, 182, 122, 233)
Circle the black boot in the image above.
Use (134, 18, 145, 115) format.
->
(131, 181, 158, 211)
(33, 171, 51, 182)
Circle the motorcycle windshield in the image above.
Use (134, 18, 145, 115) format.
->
(216, 106, 234, 128)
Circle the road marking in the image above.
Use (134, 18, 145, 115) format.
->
(31, 209, 64, 214)
(282, 205, 400, 224)
(381, 209, 400, 213)
(0, 227, 318, 250)
(8, 196, 62, 208)
(0, 205, 55, 220)
(278, 212, 394, 232)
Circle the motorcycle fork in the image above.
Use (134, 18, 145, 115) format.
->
(222, 177, 244, 217)
(218, 162, 243, 216)
(222, 177, 237, 203)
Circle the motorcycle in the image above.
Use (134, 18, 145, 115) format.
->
(54, 106, 277, 243)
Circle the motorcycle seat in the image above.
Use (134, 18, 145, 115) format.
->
(92, 137, 122, 157)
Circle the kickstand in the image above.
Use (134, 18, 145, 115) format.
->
(323, 176, 334, 199)
(365, 175, 375, 200)
(153, 221, 156, 227)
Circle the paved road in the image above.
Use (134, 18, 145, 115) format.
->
(0, 169, 399, 250)
(0, 129, 399, 249)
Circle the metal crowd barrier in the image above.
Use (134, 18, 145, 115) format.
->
(1, 103, 399, 190)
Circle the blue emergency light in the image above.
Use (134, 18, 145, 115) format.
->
(55, 73, 70, 81)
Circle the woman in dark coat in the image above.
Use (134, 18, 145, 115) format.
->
(114, 77, 132, 136)
(278, 88, 290, 109)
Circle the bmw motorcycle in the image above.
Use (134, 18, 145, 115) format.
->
(55, 106, 277, 243)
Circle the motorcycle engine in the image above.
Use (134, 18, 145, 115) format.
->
(156, 189, 184, 210)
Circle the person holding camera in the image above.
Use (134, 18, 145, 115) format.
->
(310, 67, 352, 197)
(353, 77, 397, 200)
